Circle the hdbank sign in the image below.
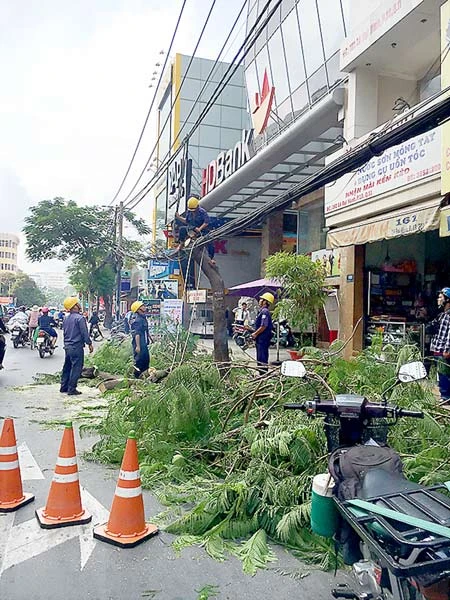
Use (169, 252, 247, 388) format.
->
(201, 129, 254, 196)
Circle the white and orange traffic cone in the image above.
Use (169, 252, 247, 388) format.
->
(35, 421, 92, 529)
(0, 418, 34, 512)
(94, 432, 158, 548)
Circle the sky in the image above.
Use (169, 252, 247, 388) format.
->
(0, 0, 247, 274)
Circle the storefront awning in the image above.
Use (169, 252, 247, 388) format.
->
(327, 197, 441, 248)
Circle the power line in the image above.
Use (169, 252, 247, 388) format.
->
(190, 85, 450, 246)
(119, 0, 221, 207)
(108, 0, 188, 207)
(125, 0, 281, 211)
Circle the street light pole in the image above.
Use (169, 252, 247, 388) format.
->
(115, 201, 124, 320)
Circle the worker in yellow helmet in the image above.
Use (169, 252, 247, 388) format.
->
(129, 301, 150, 378)
(251, 292, 275, 371)
(60, 297, 93, 395)
(174, 196, 216, 265)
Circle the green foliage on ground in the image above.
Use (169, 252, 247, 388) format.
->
(85, 330, 450, 575)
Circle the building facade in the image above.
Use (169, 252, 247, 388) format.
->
(324, 0, 448, 355)
(0, 233, 19, 273)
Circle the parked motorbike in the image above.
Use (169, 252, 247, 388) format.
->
(9, 323, 29, 348)
(281, 360, 450, 600)
(278, 320, 296, 347)
(36, 330, 54, 358)
(232, 322, 254, 349)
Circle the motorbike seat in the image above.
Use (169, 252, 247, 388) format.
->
(361, 468, 421, 499)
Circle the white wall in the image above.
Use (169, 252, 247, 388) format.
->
(199, 236, 261, 289)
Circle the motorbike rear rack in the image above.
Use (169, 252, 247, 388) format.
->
(336, 482, 450, 578)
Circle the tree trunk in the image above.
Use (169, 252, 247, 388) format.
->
(192, 248, 230, 364)
(103, 294, 113, 329)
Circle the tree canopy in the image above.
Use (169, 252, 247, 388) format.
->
(3, 272, 47, 307)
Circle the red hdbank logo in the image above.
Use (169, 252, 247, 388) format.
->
(251, 69, 275, 135)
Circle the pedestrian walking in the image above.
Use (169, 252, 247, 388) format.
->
(430, 287, 450, 405)
(251, 292, 274, 372)
(130, 301, 150, 378)
(60, 297, 93, 396)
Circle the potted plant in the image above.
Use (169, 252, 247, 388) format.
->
(264, 252, 326, 358)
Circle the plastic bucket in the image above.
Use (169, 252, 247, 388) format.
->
(310, 473, 338, 538)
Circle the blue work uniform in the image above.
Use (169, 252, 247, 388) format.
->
(38, 314, 57, 338)
(254, 307, 273, 369)
(60, 312, 92, 394)
(131, 313, 150, 378)
(178, 207, 214, 259)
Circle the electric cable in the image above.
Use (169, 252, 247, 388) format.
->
(120, 0, 220, 208)
(191, 84, 450, 246)
(108, 0, 188, 207)
(124, 0, 280, 211)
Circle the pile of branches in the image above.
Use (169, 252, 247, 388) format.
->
(83, 332, 450, 574)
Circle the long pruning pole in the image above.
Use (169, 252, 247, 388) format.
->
(115, 201, 124, 320)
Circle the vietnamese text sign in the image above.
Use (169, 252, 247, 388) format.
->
(186, 289, 208, 304)
(325, 128, 440, 216)
(162, 299, 183, 326)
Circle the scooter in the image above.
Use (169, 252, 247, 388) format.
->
(9, 322, 29, 348)
(232, 322, 254, 349)
(281, 360, 450, 600)
(90, 323, 103, 341)
(36, 330, 54, 358)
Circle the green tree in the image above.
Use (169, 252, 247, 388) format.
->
(11, 272, 47, 307)
(264, 252, 326, 338)
(23, 198, 151, 325)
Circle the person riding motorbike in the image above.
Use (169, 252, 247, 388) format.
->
(88, 310, 103, 338)
(7, 306, 29, 344)
(28, 305, 40, 344)
(38, 307, 58, 348)
(0, 314, 7, 369)
(174, 196, 216, 266)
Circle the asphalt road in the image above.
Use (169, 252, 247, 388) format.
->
(0, 332, 341, 600)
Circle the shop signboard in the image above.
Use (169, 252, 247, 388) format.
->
(162, 299, 183, 328)
(340, 0, 423, 70)
(201, 129, 254, 196)
(186, 289, 207, 304)
(325, 128, 441, 216)
(141, 299, 161, 333)
(441, 0, 450, 194)
(144, 279, 178, 300)
(440, 206, 450, 237)
(148, 259, 175, 280)
(386, 204, 440, 237)
(311, 249, 341, 278)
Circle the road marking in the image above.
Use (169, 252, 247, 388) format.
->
(0, 487, 110, 576)
(17, 442, 45, 480)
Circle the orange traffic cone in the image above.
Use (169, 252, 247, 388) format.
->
(94, 432, 158, 548)
(35, 421, 92, 529)
(0, 418, 34, 512)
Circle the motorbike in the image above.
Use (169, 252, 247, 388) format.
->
(281, 360, 450, 600)
(90, 323, 103, 341)
(8, 321, 29, 348)
(36, 330, 54, 358)
(278, 320, 296, 347)
(232, 322, 254, 349)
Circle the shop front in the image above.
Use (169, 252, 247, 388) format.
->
(325, 124, 445, 357)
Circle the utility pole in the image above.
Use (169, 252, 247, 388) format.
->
(115, 201, 124, 321)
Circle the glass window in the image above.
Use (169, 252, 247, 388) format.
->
(221, 105, 244, 129)
(316, 0, 345, 59)
(179, 77, 202, 101)
(199, 124, 221, 149)
(326, 51, 343, 88)
(255, 22, 268, 55)
(277, 96, 293, 121)
(158, 92, 171, 161)
(291, 82, 309, 117)
(220, 127, 242, 148)
(267, 5, 281, 38)
(245, 60, 259, 110)
(267, 29, 290, 104)
(308, 66, 328, 104)
(255, 45, 271, 92)
(281, 0, 297, 21)
(281, 9, 306, 93)
(297, 0, 324, 76)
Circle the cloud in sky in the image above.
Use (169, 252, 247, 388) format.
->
(0, 0, 246, 273)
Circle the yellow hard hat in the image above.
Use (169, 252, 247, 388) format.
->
(63, 297, 80, 311)
(130, 300, 145, 313)
(260, 292, 275, 304)
(187, 197, 199, 211)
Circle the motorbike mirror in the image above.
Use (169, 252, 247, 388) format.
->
(398, 361, 427, 383)
(281, 360, 307, 378)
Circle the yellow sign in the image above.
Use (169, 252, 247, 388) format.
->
(440, 206, 450, 237)
(441, 0, 450, 193)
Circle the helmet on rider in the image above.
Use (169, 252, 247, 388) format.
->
(63, 297, 81, 311)
(130, 300, 145, 313)
(260, 292, 275, 305)
(41, 307, 49, 313)
(187, 196, 200, 211)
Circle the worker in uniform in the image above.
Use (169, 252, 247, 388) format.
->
(251, 292, 274, 372)
(60, 297, 93, 395)
(130, 300, 150, 378)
